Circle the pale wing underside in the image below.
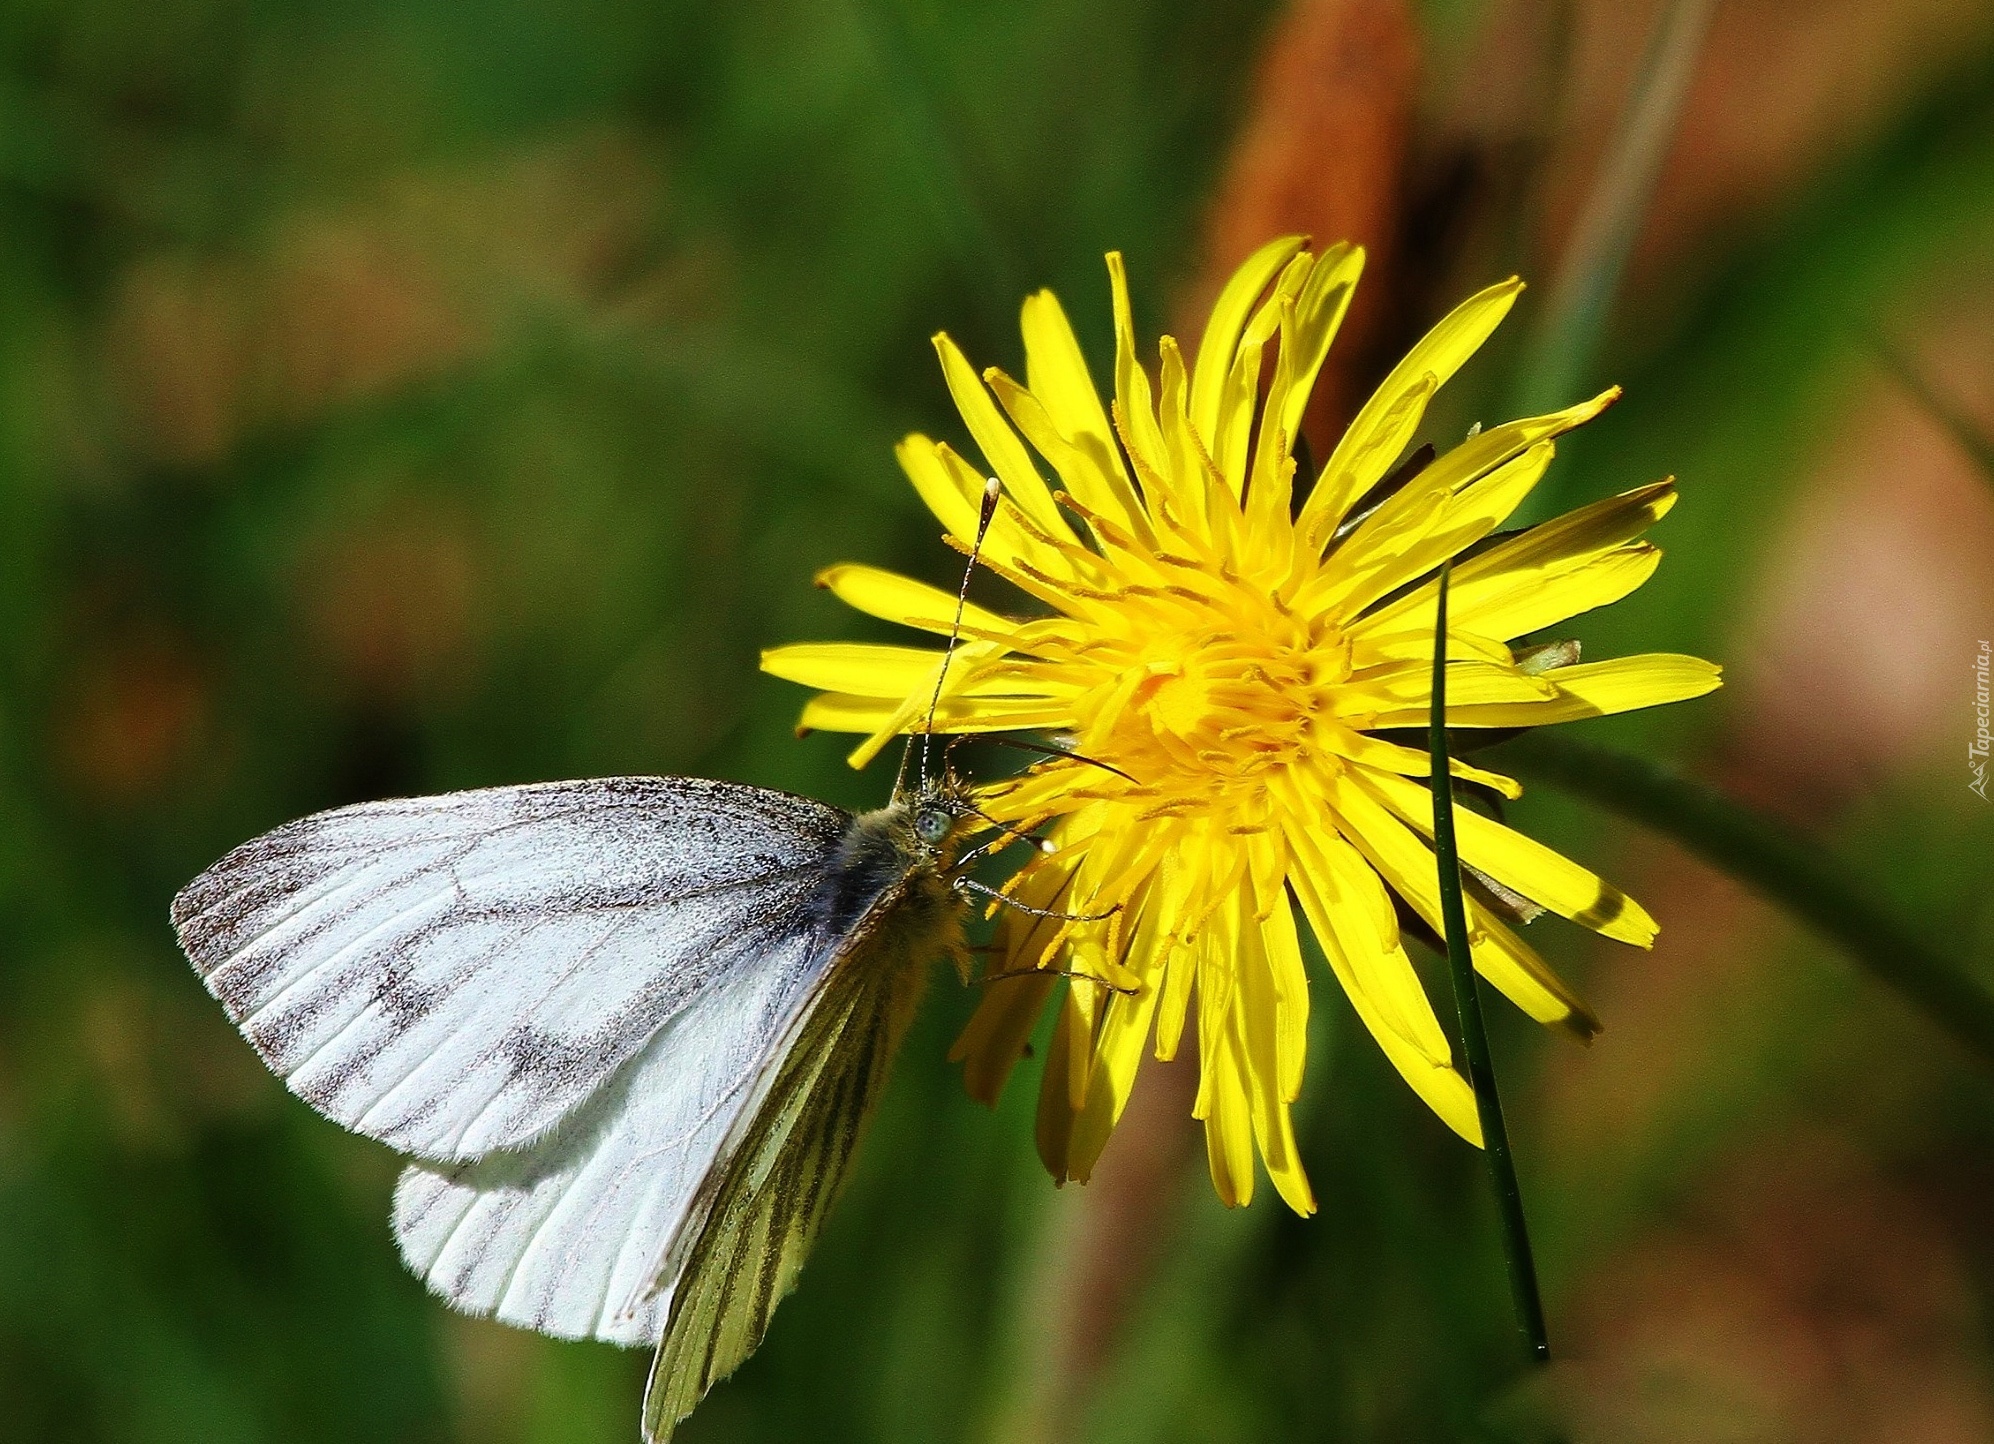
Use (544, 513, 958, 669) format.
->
(391, 918, 833, 1345)
(643, 937, 929, 1441)
(172, 777, 846, 1163)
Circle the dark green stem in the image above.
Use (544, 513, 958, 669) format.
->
(1430, 566, 1551, 1363)
(1494, 730, 1994, 1070)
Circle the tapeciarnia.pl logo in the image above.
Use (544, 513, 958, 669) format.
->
(1973, 640, 1991, 801)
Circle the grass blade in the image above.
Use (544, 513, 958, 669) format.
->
(1430, 564, 1550, 1363)
(1511, 0, 1717, 445)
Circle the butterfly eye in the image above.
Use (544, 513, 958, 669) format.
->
(914, 808, 952, 844)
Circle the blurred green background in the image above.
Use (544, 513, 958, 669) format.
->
(3, 1, 1993, 1440)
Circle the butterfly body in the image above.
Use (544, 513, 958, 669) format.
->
(171, 774, 975, 1442)
(813, 791, 970, 957)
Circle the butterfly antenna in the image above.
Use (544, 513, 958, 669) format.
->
(921, 477, 1002, 784)
(890, 735, 917, 803)
(951, 804, 1057, 869)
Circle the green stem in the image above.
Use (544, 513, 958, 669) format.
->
(1494, 730, 1994, 1069)
(1430, 567, 1551, 1363)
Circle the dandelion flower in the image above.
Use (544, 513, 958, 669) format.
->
(763, 237, 1721, 1213)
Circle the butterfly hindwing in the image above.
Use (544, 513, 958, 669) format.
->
(171, 777, 848, 1163)
(390, 916, 834, 1344)
(641, 892, 937, 1442)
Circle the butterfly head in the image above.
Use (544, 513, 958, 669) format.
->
(901, 772, 977, 869)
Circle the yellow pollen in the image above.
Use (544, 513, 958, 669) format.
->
(1085, 579, 1351, 803)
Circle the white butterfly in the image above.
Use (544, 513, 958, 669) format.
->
(171, 772, 981, 1441)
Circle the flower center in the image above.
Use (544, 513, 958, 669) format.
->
(1088, 586, 1351, 794)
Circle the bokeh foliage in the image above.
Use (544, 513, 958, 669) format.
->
(2, 2, 1993, 1442)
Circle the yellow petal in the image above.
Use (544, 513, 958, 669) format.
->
(1197, 988, 1257, 1208)
(1336, 730, 1524, 800)
(1350, 627, 1515, 669)
(1149, 834, 1209, 1062)
(1214, 251, 1311, 496)
(1284, 832, 1481, 1146)
(1432, 653, 1723, 728)
(1481, 477, 1678, 565)
(1020, 290, 1119, 472)
(1304, 372, 1436, 547)
(1473, 544, 1662, 642)
(1156, 335, 1215, 535)
(1321, 441, 1556, 616)
(813, 562, 1010, 637)
(933, 332, 1075, 544)
(1107, 251, 1170, 487)
(1323, 772, 1596, 1036)
(1188, 233, 1308, 445)
(1062, 943, 1105, 1101)
(1272, 241, 1364, 448)
(1233, 894, 1315, 1214)
(1359, 478, 1674, 637)
(984, 367, 1140, 543)
(897, 430, 979, 545)
(1467, 902, 1600, 1037)
(1065, 891, 1167, 1181)
(1311, 386, 1619, 565)
(1336, 659, 1555, 724)
(763, 643, 1073, 701)
(800, 686, 1072, 740)
(797, 643, 1069, 765)
(1018, 289, 1154, 543)
(1064, 983, 1162, 1182)
(1255, 867, 1311, 1103)
(1300, 277, 1525, 536)
(1283, 820, 1451, 1066)
(1240, 242, 1362, 545)
(1034, 990, 1084, 1179)
(1243, 299, 1302, 537)
(1353, 769, 1658, 946)
(760, 643, 951, 697)
(896, 432, 1075, 581)
(1152, 941, 1196, 1063)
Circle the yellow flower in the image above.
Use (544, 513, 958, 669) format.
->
(763, 236, 1720, 1214)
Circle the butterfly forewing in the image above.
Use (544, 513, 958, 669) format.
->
(170, 777, 848, 1163)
